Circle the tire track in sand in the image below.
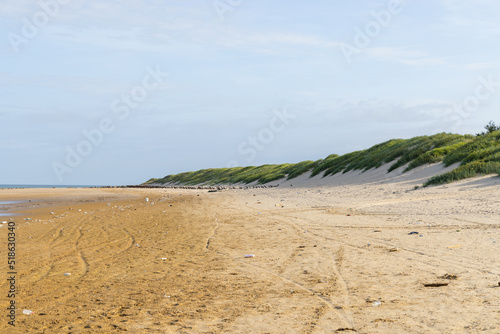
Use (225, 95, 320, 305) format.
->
(209, 202, 357, 332)
(261, 209, 356, 328)
(221, 249, 355, 330)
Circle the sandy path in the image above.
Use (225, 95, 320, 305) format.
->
(0, 180, 499, 333)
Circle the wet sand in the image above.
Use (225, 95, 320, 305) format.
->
(0, 173, 499, 333)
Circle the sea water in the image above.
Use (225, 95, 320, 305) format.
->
(0, 184, 100, 189)
(0, 201, 24, 217)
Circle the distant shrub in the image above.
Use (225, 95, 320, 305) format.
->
(477, 121, 500, 136)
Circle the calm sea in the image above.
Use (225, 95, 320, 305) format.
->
(0, 184, 103, 189)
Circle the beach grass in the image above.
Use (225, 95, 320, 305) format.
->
(144, 130, 500, 187)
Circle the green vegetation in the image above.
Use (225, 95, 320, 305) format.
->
(145, 123, 500, 187)
(424, 130, 500, 186)
(424, 161, 500, 186)
(145, 160, 321, 186)
(308, 133, 471, 178)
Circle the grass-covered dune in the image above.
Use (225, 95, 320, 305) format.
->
(144, 130, 500, 187)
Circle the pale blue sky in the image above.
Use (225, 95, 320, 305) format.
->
(1, 0, 500, 185)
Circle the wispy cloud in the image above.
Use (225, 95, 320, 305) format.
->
(247, 32, 339, 48)
(306, 98, 454, 124)
(0, 71, 129, 98)
(0, 0, 39, 17)
(3, 0, 341, 53)
(0, 139, 51, 150)
(438, 0, 500, 36)
(462, 62, 498, 70)
(364, 47, 449, 66)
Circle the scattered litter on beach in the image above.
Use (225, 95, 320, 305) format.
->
(161, 258, 167, 260)
(244, 254, 254, 258)
(145, 198, 149, 202)
(388, 247, 398, 252)
(23, 310, 34, 315)
(408, 231, 419, 235)
(1, 221, 7, 224)
(438, 273, 458, 280)
(64, 273, 71, 276)
(372, 301, 381, 307)
(423, 283, 449, 287)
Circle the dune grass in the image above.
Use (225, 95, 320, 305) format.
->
(145, 160, 321, 185)
(308, 133, 472, 178)
(144, 130, 500, 187)
(424, 130, 500, 186)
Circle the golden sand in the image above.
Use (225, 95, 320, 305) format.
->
(0, 176, 499, 333)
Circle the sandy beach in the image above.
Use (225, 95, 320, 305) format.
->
(1, 164, 499, 333)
